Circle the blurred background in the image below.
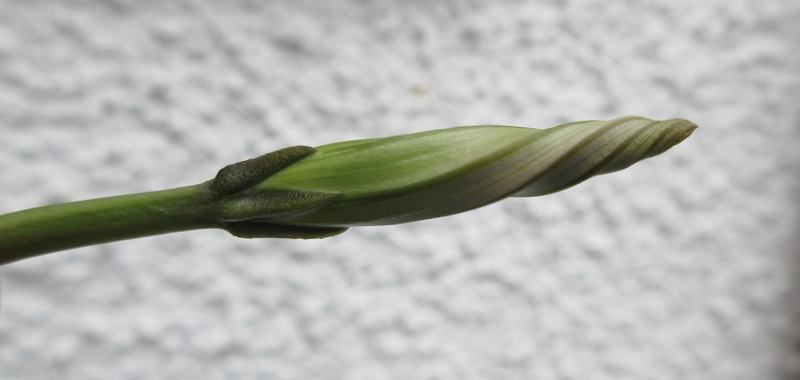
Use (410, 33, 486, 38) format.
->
(1, 1, 799, 379)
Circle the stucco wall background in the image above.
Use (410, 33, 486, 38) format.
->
(1, 0, 799, 379)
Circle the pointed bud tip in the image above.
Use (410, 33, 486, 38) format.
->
(662, 118, 698, 145)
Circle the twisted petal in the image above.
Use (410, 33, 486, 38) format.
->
(234, 116, 696, 227)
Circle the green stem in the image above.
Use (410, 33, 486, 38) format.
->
(0, 183, 219, 265)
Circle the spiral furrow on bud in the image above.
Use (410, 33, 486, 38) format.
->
(511, 116, 694, 196)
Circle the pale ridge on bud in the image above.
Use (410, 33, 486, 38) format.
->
(239, 116, 696, 228)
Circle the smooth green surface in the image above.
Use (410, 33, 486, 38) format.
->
(0, 184, 217, 265)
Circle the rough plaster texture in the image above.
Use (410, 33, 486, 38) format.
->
(1, 1, 799, 379)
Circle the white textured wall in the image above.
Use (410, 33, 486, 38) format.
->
(1, 1, 799, 379)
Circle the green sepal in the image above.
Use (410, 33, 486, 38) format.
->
(210, 145, 318, 198)
(210, 145, 344, 225)
(217, 189, 342, 222)
(221, 221, 348, 239)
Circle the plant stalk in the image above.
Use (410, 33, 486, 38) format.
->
(0, 183, 218, 265)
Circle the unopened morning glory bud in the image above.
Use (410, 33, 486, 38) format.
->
(0, 115, 698, 262)
(212, 116, 696, 232)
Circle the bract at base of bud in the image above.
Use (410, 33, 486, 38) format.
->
(218, 189, 342, 222)
(211, 146, 317, 198)
(221, 221, 348, 239)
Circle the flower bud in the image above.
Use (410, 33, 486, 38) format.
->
(216, 116, 696, 229)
